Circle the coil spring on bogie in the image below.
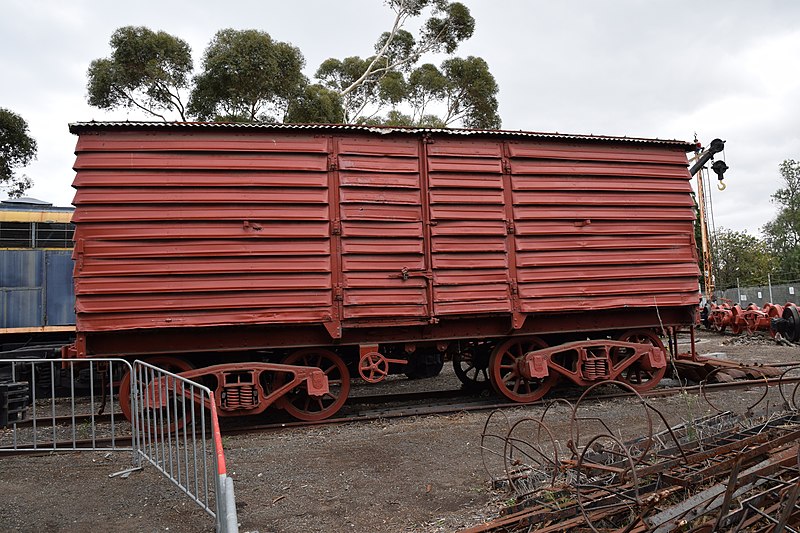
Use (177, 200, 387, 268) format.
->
(223, 384, 257, 409)
(582, 358, 609, 381)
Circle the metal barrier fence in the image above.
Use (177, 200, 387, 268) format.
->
(0, 356, 238, 533)
(0, 357, 132, 454)
(132, 360, 238, 533)
(716, 282, 800, 307)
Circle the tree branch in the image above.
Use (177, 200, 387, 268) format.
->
(113, 86, 167, 121)
(349, 93, 373, 123)
(152, 79, 187, 120)
(340, 9, 407, 97)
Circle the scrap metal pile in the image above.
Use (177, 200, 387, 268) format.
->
(703, 301, 800, 342)
(466, 377, 800, 532)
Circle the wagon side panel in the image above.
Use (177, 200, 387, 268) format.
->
(507, 141, 700, 313)
(71, 130, 335, 332)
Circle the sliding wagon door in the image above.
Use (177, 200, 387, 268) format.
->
(426, 139, 514, 316)
(335, 136, 430, 322)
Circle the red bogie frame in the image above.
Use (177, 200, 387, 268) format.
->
(118, 355, 195, 421)
(488, 328, 668, 403)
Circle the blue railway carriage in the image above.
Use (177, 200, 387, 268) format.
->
(0, 199, 77, 410)
(0, 197, 75, 351)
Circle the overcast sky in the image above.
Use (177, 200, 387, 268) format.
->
(2, 0, 798, 235)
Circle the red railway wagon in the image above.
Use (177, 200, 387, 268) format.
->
(67, 122, 700, 421)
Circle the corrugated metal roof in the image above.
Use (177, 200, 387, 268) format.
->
(0, 199, 74, 213)
(2, 197, 53, 206)
(68, 121, 695, 150)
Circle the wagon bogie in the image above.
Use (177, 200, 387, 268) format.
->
(131, 357, 338, 423)
(488, 329, 668, 402)
(611, 329, 668, 391)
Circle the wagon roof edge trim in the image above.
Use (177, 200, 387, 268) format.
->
(67, 121, 695, 150)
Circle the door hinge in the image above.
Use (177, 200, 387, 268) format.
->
(331, 219, 342, 235)
(334, 285, 344, 301)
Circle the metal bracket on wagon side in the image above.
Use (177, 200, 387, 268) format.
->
(323, 319, 342, 339)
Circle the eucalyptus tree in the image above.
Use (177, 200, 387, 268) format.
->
(86, 26, 193, 120)
(713, 229, 775, 289)
(188, 29, 306, 122)
(315, 0, 500, 128)
(284, 84, 346, 124)
(86, 2, 502, 128)
(763, 159, 800, 279)
(0, 108, 37, 197)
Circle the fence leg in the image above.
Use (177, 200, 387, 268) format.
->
(214, 473, 238, 533)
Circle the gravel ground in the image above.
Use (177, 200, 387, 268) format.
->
(2, 329, 799, 533)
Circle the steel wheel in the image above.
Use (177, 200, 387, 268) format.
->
(118, 356, 194, 421)
(612, 330, 666, 392)
(453, 347, 491, 391)
(783, 304, 800, 343)
(489, 337, 556, 403)
(276, 348, 350, 421)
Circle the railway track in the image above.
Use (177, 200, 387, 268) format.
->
(4, 374, 799, 456)
(227, 375, 800, 433)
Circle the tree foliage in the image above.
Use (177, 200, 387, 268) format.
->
(86, 26, 193, 120)
(763, 159, 800, 279)
(86, 3, 502, 128)
(0, 108, 37, 198)
(439, 56, 500, 128)
(316, 56, 390, 121)
(315, 1, 500, 127)
(712, 228, 775, 290)
(188, 29, 306, 122)
(285, 84, 345, 124)
(337, 0, 475, 99)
